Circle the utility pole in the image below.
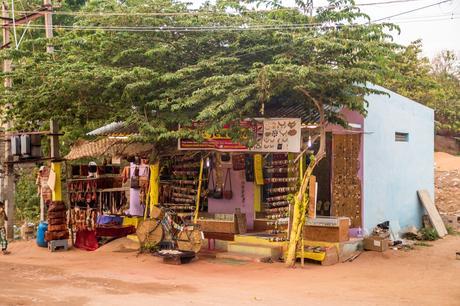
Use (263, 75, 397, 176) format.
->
(1, 1, 55, 236)
(43, 1, 61, 203)
(2, 1, 14, 239)
(306, 0, 313, 17)
(43, 0, 54, 53)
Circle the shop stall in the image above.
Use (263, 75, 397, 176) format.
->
(64, 136, 155, 251)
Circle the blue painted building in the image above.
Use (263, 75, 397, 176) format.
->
(362, 86, 435, 234)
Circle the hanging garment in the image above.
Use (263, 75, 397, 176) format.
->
(127, 163, 149, 216)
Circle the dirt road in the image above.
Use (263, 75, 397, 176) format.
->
(1, 236, 459, 306)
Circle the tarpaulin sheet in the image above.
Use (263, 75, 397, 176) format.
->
(75, 230, 99, 251)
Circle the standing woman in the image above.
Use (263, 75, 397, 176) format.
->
(0, 201, 9, 255)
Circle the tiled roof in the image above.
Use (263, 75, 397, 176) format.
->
(65, 138, 153, 160)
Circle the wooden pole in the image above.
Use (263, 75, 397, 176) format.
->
(2, 2, 15, 239)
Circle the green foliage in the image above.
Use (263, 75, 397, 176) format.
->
(419, 227, 440, 241)
(446, 225, 460, 236)
(15, 168, 40, 224)
(379, 41, 460, 135)
(1, 0, 402, 152)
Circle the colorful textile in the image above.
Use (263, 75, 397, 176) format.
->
(96, 225, 135, 238)
(0, 208, 5, 228)
(75, 229, 98, 251)
(97, 215, 123, 225)
(149, 162, 160, 215)
(127, 163, 149, 216)
(0, 227, 8, 251)
(253, 154, 264, 185)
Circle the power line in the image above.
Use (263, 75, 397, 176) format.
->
(372, 0, 452, 22)
(8, 0, 443, 18)
(357, 0, 435, 6)
(7, 14, 459, 33)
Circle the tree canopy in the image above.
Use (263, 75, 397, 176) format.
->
(1, 0, 406, 153)
(379, 41, 459, 135)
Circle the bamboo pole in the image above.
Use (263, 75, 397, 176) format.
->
(193, 158, 204, 223)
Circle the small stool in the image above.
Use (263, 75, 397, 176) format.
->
(48, 239, 68, 252)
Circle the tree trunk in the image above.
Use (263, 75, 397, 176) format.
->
(285, 88, 326, 267)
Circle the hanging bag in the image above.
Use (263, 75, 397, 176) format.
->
(232, 154, 246, 171)
(207, 160, 223, 199)
(223, 168, 233, 200)
(130, 166, 140, 189)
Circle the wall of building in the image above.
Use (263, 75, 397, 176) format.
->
(363, 85, 434, 235)
(207, 168, 255, 229)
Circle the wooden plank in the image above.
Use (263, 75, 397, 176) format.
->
(417, 190, 448, 237)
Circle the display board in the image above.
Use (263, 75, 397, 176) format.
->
(178, 118, 301, 153)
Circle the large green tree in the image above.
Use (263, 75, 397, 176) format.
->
(379, 41, 459, 135)
(1, 0, 399, 148)
(1, 0, 402, 265)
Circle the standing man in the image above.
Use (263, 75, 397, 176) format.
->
(0, 201, 9, 255)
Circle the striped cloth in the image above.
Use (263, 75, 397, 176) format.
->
(0, 227, 7, 251)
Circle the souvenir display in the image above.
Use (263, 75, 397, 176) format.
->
(257, 119, 301, 152)
(232, 154, 246, 171)
(331, 134, 362, 228)
(261, 153, 300, 241)
(161, 154, 206, 220)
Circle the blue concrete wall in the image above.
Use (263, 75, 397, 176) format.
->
(363, 85, 434, 235)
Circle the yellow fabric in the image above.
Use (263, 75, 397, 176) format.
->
(123, 216, 143, 228)
(253, 184, 262, 212)
(51, 162, 62, 201)
(254, 154, 264, 185)
(149, 162, 160, 211)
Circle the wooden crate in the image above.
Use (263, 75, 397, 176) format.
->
(303, 218, 349, 242)
(198, 219, 237, 233)
(197, 213, 246, 234)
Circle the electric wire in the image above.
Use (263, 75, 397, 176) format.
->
(372, 0, 453, 21)
(6, 13, 459, 33)
(9, 0, 448, 17)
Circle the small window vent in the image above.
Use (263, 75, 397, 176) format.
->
(395, 132, 409, 142)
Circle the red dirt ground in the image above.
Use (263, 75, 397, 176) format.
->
(1, 235, 459, 306)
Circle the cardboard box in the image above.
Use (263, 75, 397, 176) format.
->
(363, 236, 389, 252)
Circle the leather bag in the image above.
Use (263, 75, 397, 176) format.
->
(223, 169, 233, 200)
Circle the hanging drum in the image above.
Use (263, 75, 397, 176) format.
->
(176, 226, 203, 253)
(136, 220, 164, 249)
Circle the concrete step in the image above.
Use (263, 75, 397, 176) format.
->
(215, 251, 270, 263)
(234, 233, 286, 247)
(228, 242, 283, 259)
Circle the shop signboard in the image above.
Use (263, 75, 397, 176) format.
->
(178, 118, 302, 153)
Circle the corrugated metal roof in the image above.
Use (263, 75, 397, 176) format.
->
(87, 121, 138, 137)
(264, 102, 339, 124)
(65, 138, 154, 160)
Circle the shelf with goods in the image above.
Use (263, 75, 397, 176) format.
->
(261, 154, 299, 242)
(160, 155, 207, 221)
